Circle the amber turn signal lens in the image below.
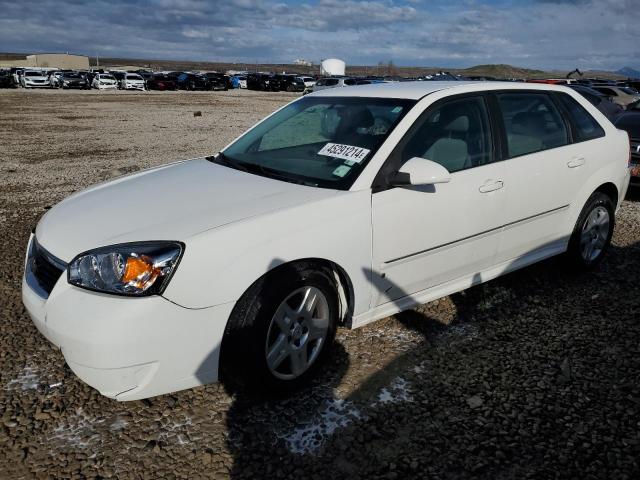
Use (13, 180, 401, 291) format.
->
(122, 255, 160, 289)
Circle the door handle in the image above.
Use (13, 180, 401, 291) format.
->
(478, 180, 504, 193)
(567, 157, 585, 168)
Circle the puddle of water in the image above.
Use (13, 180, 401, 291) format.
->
(48, 408, 106, 449)
(281, 398, 362, 455)
(5, 365, 40, 391)
(375, 377, 413, 405)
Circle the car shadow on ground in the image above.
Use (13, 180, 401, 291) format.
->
(219, 233, 640, 479)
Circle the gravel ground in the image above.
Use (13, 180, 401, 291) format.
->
(1, 89, 639, 479)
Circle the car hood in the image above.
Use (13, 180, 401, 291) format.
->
(36, 158, 338, 262)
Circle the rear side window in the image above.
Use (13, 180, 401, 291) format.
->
(497, 93, 569, 158)
(344, 79, 356, 86)
(557, 94, 605, 142)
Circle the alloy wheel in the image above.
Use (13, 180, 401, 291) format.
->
(265, 286, 330, 380)
(580, 206, 610, 262)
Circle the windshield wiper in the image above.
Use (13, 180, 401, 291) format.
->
(206, 151, 249, 173)
(207, 152, 317, 187)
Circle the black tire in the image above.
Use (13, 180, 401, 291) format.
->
(220, 262, 339, 393)
(566, 191, 615, 270)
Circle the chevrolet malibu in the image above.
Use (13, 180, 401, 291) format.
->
(23, 82, 631, 400)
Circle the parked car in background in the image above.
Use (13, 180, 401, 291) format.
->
(49, 71, 63, 88)
(175, 73, 210, 91)
(0, 69, 15, 88)
(356, 78, 385, 85)
(108, 71, 126, 89)
(614, 99, 640, 186)
(146, 74, 177, 91)
(22, 82, 629, 400)
(11, 68, 23, 86)
(92, 73, 118, 90)
(306, 77, 356, 93)
(247, 73, 280, 91)
(204, 72, 231, 90)
(21, 70, 50, 88)
(54, 71, 90, 89)
(569, 85, 623, 120)
(591, 85, 640, 107)
(300, 76, 316, 89)
(274, 74, 305, 92)
(121, 73, 146, 91)
(231, 75, 247, 89)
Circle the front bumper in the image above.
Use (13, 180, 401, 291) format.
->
(22, 243, 234, 400)
(96, 84, 117, 90)
(124, 83, 145, 90)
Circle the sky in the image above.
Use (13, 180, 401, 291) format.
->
(0, 0, 638, 71)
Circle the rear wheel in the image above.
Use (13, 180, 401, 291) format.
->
(220, 263, 338, 392)
(566, 192, 615, 270)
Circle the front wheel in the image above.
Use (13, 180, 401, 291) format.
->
(566, 192, 615, 270)
(220, 263, 338, 392)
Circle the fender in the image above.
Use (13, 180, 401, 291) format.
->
(163, 189, 373, 315)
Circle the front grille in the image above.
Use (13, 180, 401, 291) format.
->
(27, 237, 66, 298)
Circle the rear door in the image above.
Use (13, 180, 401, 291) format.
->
(492, 91, 592, 264)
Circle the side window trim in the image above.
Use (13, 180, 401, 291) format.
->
(372, 92, 496, 193)
(486, 92, 508, 163)
(548, 92, 576, 144)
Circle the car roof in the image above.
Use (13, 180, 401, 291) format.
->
(309, 80, 577, 100)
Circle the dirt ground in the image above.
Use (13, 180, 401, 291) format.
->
(1, 89, 639, 479)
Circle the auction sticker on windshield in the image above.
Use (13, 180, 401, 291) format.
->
(318, 143, 370, 163)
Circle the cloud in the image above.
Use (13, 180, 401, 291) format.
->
(0, 0, 637, 70)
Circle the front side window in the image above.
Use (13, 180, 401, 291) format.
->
(557, 93, 605, 142)
(219, 97, 415, 189)
(399, 96, 493, 173)
(497, 93, 569, 158)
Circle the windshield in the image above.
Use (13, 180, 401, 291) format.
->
(101, 75, 115, 80)
(217, 96, 415, 189)
(64, 73, 82, 79)
(126, 75, 142, 80)
(24, 71, 42, 77)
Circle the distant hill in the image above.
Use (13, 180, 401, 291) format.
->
(616, 67, 640, 79)
(457, 64, 548, 79)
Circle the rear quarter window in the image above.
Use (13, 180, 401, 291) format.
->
(557, 93, 605, 142)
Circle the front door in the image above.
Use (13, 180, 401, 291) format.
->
(371, 94, 507, 306)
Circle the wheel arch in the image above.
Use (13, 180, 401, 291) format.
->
(594, 182, 619, 207)
(243, 257, 355, 327)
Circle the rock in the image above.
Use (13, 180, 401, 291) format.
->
(467, 395, 484, 409)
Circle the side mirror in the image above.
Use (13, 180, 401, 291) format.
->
(393, 157, 451, 186)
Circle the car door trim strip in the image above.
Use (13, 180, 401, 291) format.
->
(383, 204, 570, 264)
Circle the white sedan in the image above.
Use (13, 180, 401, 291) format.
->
(23, 82, 631, 400)
(21, 70, 50, 88)
(92, 73, 118, 90)
(122, 73, 146, 91)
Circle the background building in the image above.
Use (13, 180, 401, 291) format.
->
(0, 53, 89, 69)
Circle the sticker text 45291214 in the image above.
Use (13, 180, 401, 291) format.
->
(318, 143, 371, 163)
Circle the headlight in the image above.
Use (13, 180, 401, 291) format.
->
(68, 241, 184, 296)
